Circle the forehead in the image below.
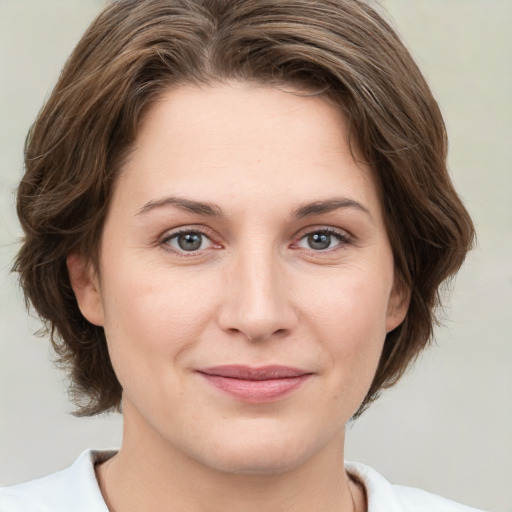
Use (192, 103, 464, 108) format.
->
(116, 81, 382, 220)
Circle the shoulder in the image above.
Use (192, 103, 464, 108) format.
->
(345, 461, 487, 512)
(0, 449, 115, 512)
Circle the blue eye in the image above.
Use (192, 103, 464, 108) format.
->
(297, 230, 348, 251)
(164, 231, 212, 252)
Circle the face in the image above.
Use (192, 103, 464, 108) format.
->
(69, 82, 407, 475)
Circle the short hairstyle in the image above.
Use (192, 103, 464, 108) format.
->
(14, 0, 475, 416)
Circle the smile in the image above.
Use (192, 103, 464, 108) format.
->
(197, 365, 313, 403)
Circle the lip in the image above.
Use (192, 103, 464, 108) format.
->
(197, 365, 313, 403)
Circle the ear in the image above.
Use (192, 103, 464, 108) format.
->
(66, 253, 105, 326)
(386, 280, 410, 333)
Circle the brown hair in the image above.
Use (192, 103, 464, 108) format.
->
(14, 0, 475, 416)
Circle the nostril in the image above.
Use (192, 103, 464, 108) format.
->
(245, 328, 289, 343)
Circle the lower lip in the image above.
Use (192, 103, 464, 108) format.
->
(199, 374, 311, 403)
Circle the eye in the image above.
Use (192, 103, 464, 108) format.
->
(163, 230, 213, 253)
(296, 229, 350, 251)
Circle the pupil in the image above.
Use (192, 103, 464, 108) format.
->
(309, 232, 331, 250)
(178, 233, 202, 251)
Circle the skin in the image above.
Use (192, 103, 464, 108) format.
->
(68, 82, 408, 512)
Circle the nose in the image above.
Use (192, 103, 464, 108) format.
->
(218, 245, 298, 343)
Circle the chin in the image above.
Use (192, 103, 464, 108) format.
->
(202, 448, 311, 476)
(188, 427, 333, 476)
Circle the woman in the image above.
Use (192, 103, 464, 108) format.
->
(1, 0, 483, 510)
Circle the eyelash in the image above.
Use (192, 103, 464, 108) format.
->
(294, 228, 353, 254)
(159, 227, 219, 257)
(158, 226, 353, 257)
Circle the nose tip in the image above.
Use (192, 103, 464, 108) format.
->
(219, 289, 294, 343)
(218, 254, 297, 343)
(236, 324, 289, 344)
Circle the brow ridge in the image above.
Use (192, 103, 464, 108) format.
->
(293, 197, 372, 219)
(137, 195, 371, 220)
(137, 196, 224, 217)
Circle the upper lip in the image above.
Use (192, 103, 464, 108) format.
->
(198, 365, 312, 381)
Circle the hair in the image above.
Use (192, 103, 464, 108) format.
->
(14, 0, 475, 417)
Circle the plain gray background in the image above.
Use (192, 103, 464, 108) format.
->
(0, 1, 511, 511)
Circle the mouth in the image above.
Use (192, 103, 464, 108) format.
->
(196, 365, 313, 403)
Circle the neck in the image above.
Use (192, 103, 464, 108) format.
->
(97, 402, 365, 512)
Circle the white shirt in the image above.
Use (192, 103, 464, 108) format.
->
(0, 450, 486, 511)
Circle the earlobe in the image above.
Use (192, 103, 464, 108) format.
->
(66, 253, 105, 326)
(386, 282, 410, 333)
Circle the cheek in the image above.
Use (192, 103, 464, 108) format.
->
(99, 260, 220, 377)
(301, 264, 392, 336)
(298, 264, 392, 378)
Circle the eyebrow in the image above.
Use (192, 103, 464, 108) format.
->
(137, 196, 224, 217)
(292, 197, 372, 220)
(137, 195, 371, 221)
